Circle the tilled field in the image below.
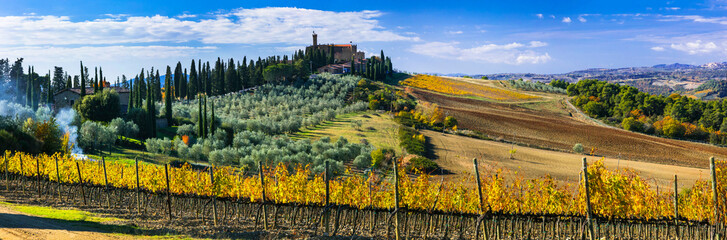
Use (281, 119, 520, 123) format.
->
(411, 88, 727, 168)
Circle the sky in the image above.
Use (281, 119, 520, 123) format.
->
(1, 0, 727, 78)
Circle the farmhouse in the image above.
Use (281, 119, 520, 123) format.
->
(54, 87, 130, 113)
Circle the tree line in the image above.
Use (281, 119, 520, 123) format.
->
(568, 79, 727, 144)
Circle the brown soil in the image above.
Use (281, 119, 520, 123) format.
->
(411, 88, 727, 168)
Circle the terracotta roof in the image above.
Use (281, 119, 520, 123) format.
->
(56, 87, 130, 96)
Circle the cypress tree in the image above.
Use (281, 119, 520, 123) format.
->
(202, 95, 208, 137)
(127, 80, 133, 113)
(225, 58, 237, 93)
(210, 99, 216, 135)
(174, 62, 182, 99)
(182, 68, 188, 100)
(146, 76, 156, 138)
(94, 67, 98, 93)
(197, 94, 203, 138)
(99, 67, 104, 91)
(165, 65, 173, 126)
(80, 62, 86, 98)
(47, 70, 52, 104)
(155, 69, 162, 102)
(189, 60, 197, 99)
(26, 66, 31, 107)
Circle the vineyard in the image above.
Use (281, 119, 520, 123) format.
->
(401, 75, 539, 101)
(1, 151, 726, 239)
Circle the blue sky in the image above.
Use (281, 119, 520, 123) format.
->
(1, 0, 727, 78)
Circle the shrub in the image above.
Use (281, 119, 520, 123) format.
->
(621, 117, 644, 132)
(398, 126, 426, 155)
(177, 124, 196, 137)
(74, 88, 120, 122)
(79, 121, 116, 150)
(573, 143, 584, 154)
(406, 156, 438, 173)
(110, 118, 139, 138)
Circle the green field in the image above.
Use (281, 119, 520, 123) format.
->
(292, 111, 401, 154)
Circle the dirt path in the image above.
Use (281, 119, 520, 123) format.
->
(0, 204, 125, 240)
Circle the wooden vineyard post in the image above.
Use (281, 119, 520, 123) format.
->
(324, 161, 330, 235)
(102, 157, 110, 208)
(710, 156, 720, 240)
(76, 162, 86, 205)
(675, 174, 680, 240)
(164, 164, 172, 221)
(582, 158, 595, 240)
(55, 156, 61, 201)
(210, 166, 218, 226)
(393, 158, 401, 240)
(4, 152, 8, 191)
(35, 157, 40, 197)
(19, 155, 24, 194)
(474, 158, 489, 240)
(258, 162, 268, 230)
(135, 157, 141, 213)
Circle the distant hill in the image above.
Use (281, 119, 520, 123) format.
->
(464, 62, 727, 98)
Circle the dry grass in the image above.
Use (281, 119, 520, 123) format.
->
(424, 129, 708, 191)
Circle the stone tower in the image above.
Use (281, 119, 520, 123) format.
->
(312, 31, 318, 47)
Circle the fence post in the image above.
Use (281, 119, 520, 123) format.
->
(35, 157, 40, 197)
(4, 152, 8, 191)
(102, 157, 110, 208)
(474, 158, 488, 240)
(675, 174, 680, 240)
(135, 157, 141, 213)
(164, 164, 172, 221)
(582, 157, 595, 240)
(393, 158, 400, 240)
(210, 166, 218, 226)
(19, 155, 24, 194)
(711, 156, 720, 240)
(325, 161, 330, 235)
(55, 155, 61, 201)
(258, 162, 268, 230)
(76, 162, 86, 205)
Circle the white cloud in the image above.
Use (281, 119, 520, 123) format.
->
(651, 46, 665, 51)
(447, 30, 463, 34)
(528, 41, 547, 47)
(578, 16, 587, 23)
(536, 14, 544, 19)
(562, 17, 572, 23)
(0, 7, 417, 46)
(550, 15, 556, 19)
(670, 40, 719, 54)
(0, 45, 217, 61)
(662, 15, 727, 25)
(176, 13, 197, 19)
(409, 41, 551, 64)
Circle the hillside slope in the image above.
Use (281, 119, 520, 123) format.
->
(411, 87, 727, 168)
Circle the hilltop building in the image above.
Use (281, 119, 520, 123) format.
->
(53, 87, 130, 113)
(305, 32, 365, 62)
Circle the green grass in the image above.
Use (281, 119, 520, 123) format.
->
(0, 201, 120, 223)
(291, 111, 401, 154)
(86, 146, 190, 166)
(0, 201, 202, 239)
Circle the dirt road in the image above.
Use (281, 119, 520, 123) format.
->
(0, 204, 125, 240)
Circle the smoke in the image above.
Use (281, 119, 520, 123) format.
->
(55, 108, 85, 159)
(0, 100, 85, 159)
